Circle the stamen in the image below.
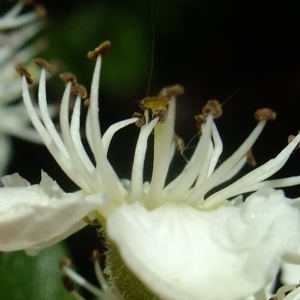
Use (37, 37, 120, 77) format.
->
(132, 112, 146, 127)
(84, 112, 127, 198)
(87, 49, 123, 203)
(147, 97, 177, 208)
(87, 41, 111, 60)
(102, 118, 139, 155)
(158, 84, 184, 97)
(206, 122, 223, 178)
(22, 70, 91, 190)
(191, 120, 224, 193)
(60, 86, 98, 193)
(195, 114, 206, 129)
(254, 108, 276, 121)
(70, 96, 96, 173)
(38, 69, 69, 158)
(194, 139, 213, 187)
(201, 99, 222, 119)
(60, 257, 72, 267)
(61, 262, 105, 298)
(188, 120, 268, 206)
(60, 72, 78, 85)
(16, 64, 34, 84)
(21, 74, 61, 150)
(203, 132, 300, 207)
(90, 250, 109, 292)
(60, 255, 121, 300)
(216, 155, 248, 186)
(247, 148, 257, 166)
(85, 110, 96, 156)
(164, 114, 214, 204)
(71, 84, 88, 99)
(195, 100, 222, 130)
(130, 117, 159, 204)
(288, 134, 300, 150)
(33, 57, 52, 73)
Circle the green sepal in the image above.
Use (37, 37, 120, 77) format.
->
(0, 243, 73, 300)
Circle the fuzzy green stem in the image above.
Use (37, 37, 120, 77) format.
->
(105, 241, 160, 300)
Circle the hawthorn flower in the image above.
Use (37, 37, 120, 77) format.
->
(10, 41, 300, 299)
(0, 1, 45, 174)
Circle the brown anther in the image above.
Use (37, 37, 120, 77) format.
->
(59, 72, 77, 85)
(158, 84, 184, 97)
(84, 98, 90, 107)
(254, 108, 276, 121)
(90, 250, 101, 262)
(87, 41, 111, 59)
(16, 64, 34, 85)
(153, 108, 167, 123)
(133, 112, 146, 127)
(33, 58, 52, 73)
(202, 100, 222, 119)
(288, 134, 300, 150)
(268, 297, 277, 300)
(173, 133, 185, 153)
(61, 275, 75, 292)
(59, 257, 72, 268)
(71, 84, 87, 99)
(195, 114, 206, 129)
(246, 148, 256, 166)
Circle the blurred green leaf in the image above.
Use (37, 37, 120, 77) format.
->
(0, 243, 73, 300)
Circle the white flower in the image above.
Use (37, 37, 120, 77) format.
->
(0, 1, 45, 175)
(13, 41, 300, 299)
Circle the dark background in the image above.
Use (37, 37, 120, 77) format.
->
(3, 0, 300, 298)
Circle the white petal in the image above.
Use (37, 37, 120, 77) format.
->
(1, 172, 30, 187)
(24, 218, 88, 256)
(107, 189, 300, 300)
(0, 172, 105, 251)
(281, 263, 300, 285)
